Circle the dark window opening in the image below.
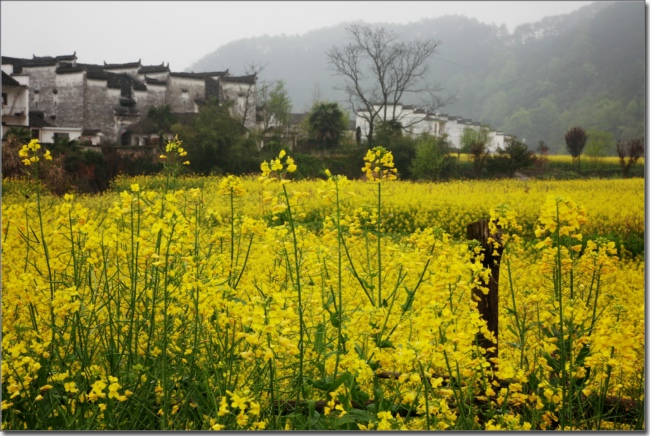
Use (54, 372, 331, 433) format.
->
(121, 131, 130, 146)
(31, 129, 39, 139)
(2, 93, 6, 105)
(53, 132, 70, 141)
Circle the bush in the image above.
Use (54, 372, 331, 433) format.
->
(410, 134, 456, 181)
(487, 137, 537, 177)
(292, 153, 326, 179)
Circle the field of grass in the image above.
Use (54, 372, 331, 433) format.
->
(1, 145, 644, 430)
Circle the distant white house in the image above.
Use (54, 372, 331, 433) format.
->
(355, 103, 507, 152)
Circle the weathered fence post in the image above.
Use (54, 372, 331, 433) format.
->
(467, 219, 503, 365)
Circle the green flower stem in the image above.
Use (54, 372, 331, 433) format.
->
(281, 184, 306, 413)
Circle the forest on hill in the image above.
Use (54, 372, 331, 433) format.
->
(191, 1, 644, 153)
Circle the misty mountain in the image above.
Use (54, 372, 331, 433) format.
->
(190, 1, 645, 151)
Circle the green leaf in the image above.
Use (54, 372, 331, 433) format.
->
(314, 322, 326, 354)
(305, 399, 316, 417)
(308, 378, 331, 391)
(349, 408, 379, 423)
(373, 386, 384, 403)
(309, 372, 353, 392)
(306, 412, 322, 429)
(333, 415, 358, 428)
(351, 384, 370, 405)
(330, 312, 341, 328)
(377, 340, 394, 349)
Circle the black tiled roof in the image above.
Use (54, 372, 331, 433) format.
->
(170, 70, 229, 79)
(86, 69, 108, 80)
(2, 71, 21, 87)
(2, 54, 76, 72)
(220, 74, 256, 84)
(138, 63, 169, 74)
(169, 72, 206, 80)
(2, 56, 25, 73)
(56, 66, 85, 74)
(81, 64, 108, 80)
(2, 56, 23, 64)
(82, 129, 102, 136)
(103, 60, 141, 69)
(79, 63, 104, 70)
(144, 76, 167, 85)
(5, 56, 57, 69)
(26, 55, 59, 67)
(198, 70, 229, 77)
(56, 53, 77, 61)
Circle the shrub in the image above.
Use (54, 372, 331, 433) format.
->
(487, 137, 537, 177)
(410, 133, 456, 181)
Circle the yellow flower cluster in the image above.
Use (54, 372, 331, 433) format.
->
(260, 149, 297, 182)
(218, 175, 246, 197)
(159, 135, 189, 165)
(17, 139, 52, 166)
(362, 146, 398, 182)
(260, 150, 298, 178)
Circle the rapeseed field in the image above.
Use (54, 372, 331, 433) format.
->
(1, 141, 644, 430)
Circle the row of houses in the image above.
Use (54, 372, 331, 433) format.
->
(1, 53, 257, 146)
(2, 53, 508, 154)
(355, 103, 507, 152)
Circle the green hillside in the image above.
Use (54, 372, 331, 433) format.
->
(191, 2, 645, 152)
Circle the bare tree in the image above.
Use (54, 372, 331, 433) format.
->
(258, 80, 292, 133)
(327, 24, 451, 147)
(221, 62, 269, 131)
(616, 137, 644, 178)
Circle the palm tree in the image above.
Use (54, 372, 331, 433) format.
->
(308, 102, 347, 152)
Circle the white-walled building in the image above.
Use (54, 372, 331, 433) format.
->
(2, 53, 258, 146)
(355, 103, 507, 152)
(2, 71, 29, 127)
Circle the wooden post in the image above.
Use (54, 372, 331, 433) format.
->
(467, 219, 503, 365)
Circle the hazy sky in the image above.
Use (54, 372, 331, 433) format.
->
(2, 1, 593, 72)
